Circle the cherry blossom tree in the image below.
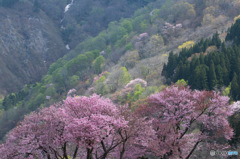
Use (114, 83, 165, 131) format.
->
(125, 78, 147, 88)
(0, 105, 67, 159)
(60, 94, 130, 159)
(0, 87, 233, 159)
(110, 105, 156, 159)
(229, 101, 240, 148)
(0, 95, 130, 159)
(137, 85, 234, 159)
(0, 94, 154, 159)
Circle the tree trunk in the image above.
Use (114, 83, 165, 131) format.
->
(63, 142, 68, 159)
(185, 141, 201, 159)
(73, 144, 79, 159)
(120, 141, 126, 159)
(87, 148, 93, 159)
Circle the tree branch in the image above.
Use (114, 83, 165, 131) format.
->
(185, 140, 201, 159)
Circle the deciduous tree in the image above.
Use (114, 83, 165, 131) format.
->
(137, 85, 234, 159)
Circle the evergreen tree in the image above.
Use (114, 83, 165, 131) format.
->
(223, 64, 230, 86)
(192, 65, 209, 90)
(203, 40, 208, 52)
(221, 42, 227, 53)
(174, 61, 184, 82)
(216, 65, 224, 86)
(213, 54, 220, 65)
(225, 56, 231, 74)
(199, 53, 204, 64)
(212, 32, 221, 48)
(231, 73, 240, 100)
(166, 51, 178, 78)
(226, 19, 240, 44)
(2, 97, 8, 110)
(209, 60, 217, 90)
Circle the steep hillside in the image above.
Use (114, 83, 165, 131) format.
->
(33, 0, 158, 48)
(0, 0, 157, 96)
(0, 1, 66, 96)
(1, 0, 240, 146)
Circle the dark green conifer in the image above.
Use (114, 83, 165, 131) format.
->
(209, 61, 217, 90)
(193, 65, 209, 90)
(231, 73, 240, 100)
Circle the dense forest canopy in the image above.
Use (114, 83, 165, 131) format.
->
(162, 19, 240, 100)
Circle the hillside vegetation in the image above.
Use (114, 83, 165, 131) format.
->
(1, 0, 240, 158)
(0, 0, 156, 96)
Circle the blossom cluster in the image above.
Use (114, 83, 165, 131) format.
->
(0, 86, 234, 159)
(125, 78, 147, 88)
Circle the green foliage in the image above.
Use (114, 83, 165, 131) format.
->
(208, 60, 217, 90)
(26, 93, 45, 111)
(119, 67, 132, 86)
(231, 73, 240, 101)
(45, 86, 57, 97)
(92, 56, 105, 74)
(94, 75, 109, 95)
(39, 85, 47, 94)
(106, 45, 112, 55)
(163, 33, 232, 91)
(178, 41, 195, 50)
(123, 50, 139, 68)
(85, 32, 106, 51)
(226, 19, 240, 44)
(90, 6, 104, 16)
(114, 34, 129, 48)
(193, 65, 209, 90)
(150, 9, 161, 22)
(48, 59, 66, 75)
(57, 0, 156, 46)
(132, 15, 146, 31)
(3, 0, 225, 141)
(0, 97, 3, 109)
(107, 21, 129, 45)
(2, 90, 28, 111)
(70, 75, 80, 88)
(175, 79, 188, 87)
(162, 51, 178, 78)
(140, 20, 148, 32)
(125, 42, 133, 51)
(172, 2, 196, 21)
(2, 48, 101, 113)
(222, 84, 231, 97)
(140, 86, 159, 98)
(121, 19, 133, 33)
(162, 26, 240, 100)
(127, 84, 145, 102)
(0, 0, 165, 140)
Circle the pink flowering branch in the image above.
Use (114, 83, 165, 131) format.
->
(137, 85, 234, 159)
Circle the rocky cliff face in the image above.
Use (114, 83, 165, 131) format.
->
(0, 2, 66, 95)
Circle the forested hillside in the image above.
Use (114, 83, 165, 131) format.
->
(0, 0, 156, 96)
(1, 0, 240, 158)
(162, 19, 240, 101)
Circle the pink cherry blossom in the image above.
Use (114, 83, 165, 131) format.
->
(137, 85, 234, 159)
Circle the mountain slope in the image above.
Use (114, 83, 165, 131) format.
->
(0, 0, 157, 96)
(0, 2, 66, 95)
(1, 0, 240, 143)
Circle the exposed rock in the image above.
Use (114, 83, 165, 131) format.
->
(0, 4, 66, 95)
